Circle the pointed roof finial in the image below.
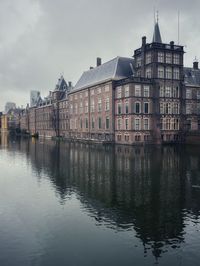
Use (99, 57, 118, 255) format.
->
(152, 11, 162, 43)
(156, 10, 159, 23)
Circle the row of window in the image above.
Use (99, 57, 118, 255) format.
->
(116, 85, 150, 98)
(117, 102, 149, 114)
(160, 86, 179, 98)
(69, 85, 110, 101)
(186, 103, 200, 114)
(160, 118, 179, 130)
(145, 67, 180, 79)
(157, 67, 180, 79)
(70, 98, 110, 114)
(186, 88, 200, 99)
(70, 117, 110, 130)
(117, 118, 150, 131)
(117, 134, 151, 142)
(160, 102, 180, 114)
(137, 53, 180, 67)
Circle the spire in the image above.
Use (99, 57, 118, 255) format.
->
(152, 11, 162, 43)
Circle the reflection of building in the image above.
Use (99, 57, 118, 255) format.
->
(11, 139, 200, 260)
(19, 20, 200, 144)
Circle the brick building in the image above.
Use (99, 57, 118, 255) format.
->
(19, 21, 200, 144)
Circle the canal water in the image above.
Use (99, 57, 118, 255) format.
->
(0, 135, 200, 266)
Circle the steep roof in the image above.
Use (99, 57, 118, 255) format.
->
(152, 22, 162, 43)
(184, 67, 200, 86)
(73, 56, 135, 91)
(54, 76, 68, 91)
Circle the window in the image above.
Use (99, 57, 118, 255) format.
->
(197, 103, 200, 114)
(117, 87, 122, 98)
(135, 102, 140, 113)
(186, 88, 192, 99)
(172, 86, 179, 98)
(173, 68, 180, 79)
(172, 102, 179, 114)
(80, 102, 83, 114)
(144, 102, 149, 114)
(197, 90, 200, 100)
(85, 117, 88, 128)
(135, 85, 141, 97)
(85, 101, 88, 113)
(135, 135, 141, 141)
(160, 102, 164, 114)
(70, 104, 73, 114)
(145, 68, 152, 78)
(91, 89, 94, 95)
(117, 118, 122, 130)
(105, 85, 110, 92)
(85, 91, 88, 97)
(136, 57, 141, 67)
(105, 97, 110, 111)
(144, 86, 150, 97)
(158, 67, 164, 78)
(125, 85, 129, 97)
(98, 117, 102, 129)
(166, 53, 172, 63)
(159, 86, 164, 97)
(135, 118, 140, 130)
(158, 52, 164, 62)
(97, 87, 101, 94)
(75, 103, 78, 114)
(125, 100, 129, 114)
(98, 98, 102, 112)
(146, 53, 151, 64)
(125, 118, 129, 130)
(91, 99, 95, 112)
(118, 103, 122, 114)
(91, 117, 95, 129)
(144, 119, 149, 130)
(165, 87, 171, 97)
(79, 93, 82, 99)
(174, 54, 180, 64)
(166, 67, 172, 79)
(125, 135, 129, 142)
(106, 116, 109, 129)
(186, 103, 192, 114)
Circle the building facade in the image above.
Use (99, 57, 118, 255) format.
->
(18, 22, 200, 145)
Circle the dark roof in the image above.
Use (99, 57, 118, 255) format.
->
(73, 56, 135, 91)
(152, 22, 162, 43)
(55, 76, 68, 91)
(184, 67, 200, 86)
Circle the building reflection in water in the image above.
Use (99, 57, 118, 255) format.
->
(9, 139, 200, 260)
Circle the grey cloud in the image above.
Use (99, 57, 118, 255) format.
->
(0, 0, 199, 110)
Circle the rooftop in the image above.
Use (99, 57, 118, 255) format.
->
(73, 56, 135, 92)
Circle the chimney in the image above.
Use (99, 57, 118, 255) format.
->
(193, 58, 199, 70)
(90, 66, 94, 70)
(142, 36, 146, 46)
(97, 57, 102, 67)
(68, 81, 72, 88)
(170, 41, 174, 49)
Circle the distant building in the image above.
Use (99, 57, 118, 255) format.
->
(30, 90, 41, 107)
(5, 102, 16, 113)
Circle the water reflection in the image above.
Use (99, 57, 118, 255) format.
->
(3, 137, 200, 261)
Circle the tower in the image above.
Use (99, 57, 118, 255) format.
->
(134, 17, 184, 143)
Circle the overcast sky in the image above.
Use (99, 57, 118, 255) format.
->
(0, 0, 199, 110)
